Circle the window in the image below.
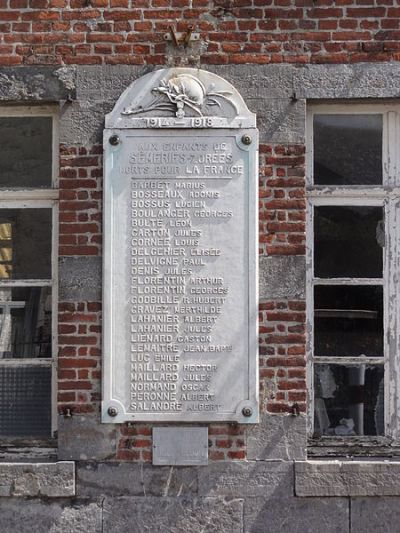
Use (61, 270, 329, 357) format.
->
(307, 105, 400, 451)
(0, 107, 58, 441)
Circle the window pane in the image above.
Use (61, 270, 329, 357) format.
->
(314, 285, 383, 357)
(314, 364, 384, 437)
(314, 206, 384, 278)
(0, 209, 51, 280)
(313, 114, 382, 185)
(0, 287, 51, 359)
(0, 117, 52, 188)
(0, 365, 51, 437)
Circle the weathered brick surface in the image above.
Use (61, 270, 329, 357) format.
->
(259, 300, 306, 415)
(59, 143, 102, 257)
(58, 301, 102, 414)
(259, 144, 306, 256)
(0, 3, 400, 66)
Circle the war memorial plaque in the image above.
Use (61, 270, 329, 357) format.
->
(102, 68, 259, 424)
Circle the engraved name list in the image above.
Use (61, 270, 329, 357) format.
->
(128, 136, 240, 415)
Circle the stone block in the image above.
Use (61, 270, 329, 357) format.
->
(77, 462, 198, 497)
(206, 65, 295, 99)
(0, 500, 101, 533)
(296, 460, 400, 497)
(60, 99, 111, 146)
(0, 66, 75, 102)
(0, 462, 74, 497)
(58, 414, 117, 461)
(198, 460, 292, 499)
(295, 63, 400, 100)
(351, 497, 400, 533)
(76, 65, 152, 103)
(259, 256, 306, 300)
(247, 96, 305, 144)
(244, 495, 349, 533)
(246, 413, 307, 461)
(59, 257, 102, 302)
(103, 496, 243, 533)
(166, 40, 208, 68)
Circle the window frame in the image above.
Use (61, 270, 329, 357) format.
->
(306, 103, 400, 453)
(0, 105, 58, 444)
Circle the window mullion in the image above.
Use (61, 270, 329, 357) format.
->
(314, 357, 385, 365)
(309, 192, 386, 204)
(0, 359, 52, 366)
(306, 198, 315, 436)
(313, 278, 384, 286)
(383, 111, 396, 186)
(385, 197, 400, 439)
(0, 280, 52, 287)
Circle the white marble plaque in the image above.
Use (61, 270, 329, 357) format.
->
(102, 68, 258, 424)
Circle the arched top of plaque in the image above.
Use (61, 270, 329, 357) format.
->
(105, 67, 256, 130)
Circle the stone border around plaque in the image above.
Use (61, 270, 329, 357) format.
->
(102, 68, 259, 424)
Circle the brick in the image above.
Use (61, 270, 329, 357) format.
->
(307, 7, 343, 17)
(266, 357, 306, 368)
(227, 450, 246, 460)
(0, 10, 22, 20)
(347, 6, 386, 17)
(58, 380, 92, 390)
(332, 31, 372, 40)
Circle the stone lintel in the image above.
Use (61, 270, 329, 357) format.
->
(0, 66, 75, 102)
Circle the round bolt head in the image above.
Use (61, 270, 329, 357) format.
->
(109, 134, 120, 146)
(242, 406, 253, 417)
(108, 406, 118, 417)
(241, 134, 252, 145)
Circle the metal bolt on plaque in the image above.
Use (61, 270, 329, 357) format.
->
(107, 406, 118, 417)
(241, 134, 252, 145)
(242, 406, 253, 417)
(109, 134, 120, 146)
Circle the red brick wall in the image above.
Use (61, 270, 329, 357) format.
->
(259, 300, 306, 415)
(58, 144, 102, 414)
(59, 144, 102, 257)
(1, 1, 400, 66)
(259, 144, 306, 256)
(259, 143, 306, 417)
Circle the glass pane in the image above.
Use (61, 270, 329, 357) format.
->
(313, 114, 382, 185)
(0, 365, 51, 437)
(0, 287, 51, 359)
(314, 206, 384, 278)
(0, 117, 52, 187)
(0, 209, 51, 280)
(314, 364, 384, 436)
(314, 285, 383, 357)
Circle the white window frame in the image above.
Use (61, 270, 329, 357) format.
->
(0, 106, 58, 443)
(306, 103, 400, 446)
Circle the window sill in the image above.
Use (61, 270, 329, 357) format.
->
(295, 459, 400, 497)
(0, 461, 75, 497)
(0, 438, 57, 462)
(307, 436, 399, 458)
